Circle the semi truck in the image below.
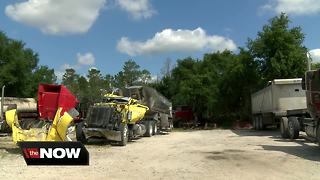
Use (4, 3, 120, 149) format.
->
(281, 69, 320, 143)
(76, 93, 149, 146)
(251, 78, 307, 130)
(76, 86, 173, 146)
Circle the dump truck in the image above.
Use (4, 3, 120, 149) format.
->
(121, 86, 173, 133)
(251, 79, 307, 130)
(76, 94, 149, 146)
(281, 69, 320, 143)
(1, 84, 79, 143)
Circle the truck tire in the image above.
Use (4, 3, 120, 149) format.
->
(316, 123, 320, 146)
(152, 121, 158, 135)
(259, 116, 264, 130)
(288, 117, 300, 139)
(0, 120, 11, 133)
(280, 117, 289, 138)
(253, 116, 260, 130)
(144, 121, 153, 137)
(252, 117, 256, 130)
(118, 123, 129, 146)
(255, 116, 262, 130)
(76, 122, 87, 143)
(168, 118, 173, 132)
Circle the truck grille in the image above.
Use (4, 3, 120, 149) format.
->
(86, 106, 115, 128)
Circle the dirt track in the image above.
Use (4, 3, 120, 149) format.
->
(1, 129, 320, 180)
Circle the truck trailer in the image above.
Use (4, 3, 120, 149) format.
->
(121, 86, 173, 134)
(251, 79, 306, 130)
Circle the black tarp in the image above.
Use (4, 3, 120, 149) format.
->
(122, 86, 172, 114)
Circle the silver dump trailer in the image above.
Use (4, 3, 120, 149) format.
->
(251, 78, 307, 130)
(0, 97, 37, 113)
(121, 86, 173, 133)
(0, 97, 38, 132)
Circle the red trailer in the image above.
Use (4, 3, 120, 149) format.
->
(173, 106, 194, 127)
(38, 84, 79, 120)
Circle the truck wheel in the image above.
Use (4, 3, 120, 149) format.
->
(76, 122, 87, 143)
(288, 117, 300, 139)
(144, 121, 153, 137)
(280, 117, 289, 138)
(255, 116, 262, 130)
(152, 121, 158, 135)
(252, 117, 256, 130)
(0, 120, 11, 133)
(118, 123, 129, 146)
(168, 119, 174, 132)
(316, 123, 320, 146)
(259, 116, 264, 130)
(253, 116, 259, 130)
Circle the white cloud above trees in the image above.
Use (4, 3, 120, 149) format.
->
(5, 0, 106, 35)
(117, 27, 237, 56)
(262, 0, 320, 15)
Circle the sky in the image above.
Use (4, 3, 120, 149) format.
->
(0, 0, 320, 80)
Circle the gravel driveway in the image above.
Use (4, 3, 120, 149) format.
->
(1, 129, 320, 180)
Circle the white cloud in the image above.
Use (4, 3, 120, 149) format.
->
(56, 63, 79, 81)
(117, 27, 237, 56)
(262, 0, 320, 15)
(56, 52, 96, 81)
(55, 71, 65, 82)
(61, 63, 75, 70)
(149, 75, 158, 83)
(89, 66, 99, 71)
(116, 0, 156, 19)
(77, 52, 95, 65)
(310, 49, 320, 62)
(5, 0, 106, 35)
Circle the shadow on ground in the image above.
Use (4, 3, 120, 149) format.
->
(261, 136, 320, 162)
(232, 129, 320, 161)
(231, 129, 279, 137)
(0, 135, 20, 155)
(0, 147, 21, 155)
(202, 149, 248, 161)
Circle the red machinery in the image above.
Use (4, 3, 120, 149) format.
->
(38, 84, 79, 120)
(174, 106, 193, 121)
(173, 106, 194, 127)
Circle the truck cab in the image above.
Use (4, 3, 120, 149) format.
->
(281, 69, 320, 144)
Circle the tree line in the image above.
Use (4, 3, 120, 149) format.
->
(152, 13, 309, 126)
(61, 60, 152, 112)
(0, 13, 316, 126)
(0, 31, 56, 97)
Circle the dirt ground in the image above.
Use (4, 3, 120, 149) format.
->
(1, 129, 320, 180)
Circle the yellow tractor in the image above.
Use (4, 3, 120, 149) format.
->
(76, 94, 149, 146)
